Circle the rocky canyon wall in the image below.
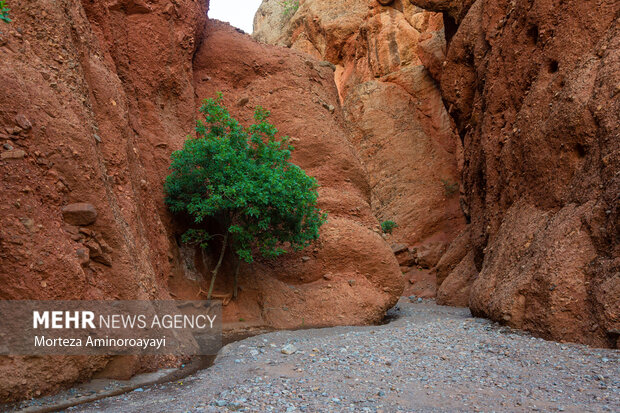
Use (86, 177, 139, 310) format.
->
(0, 0, 402, 401)
(254, 0, 467, 298)
(256, 0, 619, 348)
(0, 0, 208, 401)
(410, 0, 619, 347)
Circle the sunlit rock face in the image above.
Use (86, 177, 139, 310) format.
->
(254, 1, 466, 294)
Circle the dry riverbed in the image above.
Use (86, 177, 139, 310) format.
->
(62, 299, 619, 412)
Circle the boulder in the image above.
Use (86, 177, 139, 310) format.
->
(61, 203, 98, 226)
(415, 241, 447, 269)
(436, 250, 476, 306)
(1, 149, 26, 160)
(392, 243, 416, 267)
(434, 227, 470, 286)
(14, 114, 32, 131)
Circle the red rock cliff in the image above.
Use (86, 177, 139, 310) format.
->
(254, 0, 467, 298)
(256, 0, 619, 348)
(410, 0, 619, 347)
(0, 0, 403, 401)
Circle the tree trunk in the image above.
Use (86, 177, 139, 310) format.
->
(207, 231, 228, 300)
(233, 258, 240, 299)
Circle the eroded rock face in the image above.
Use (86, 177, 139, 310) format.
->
(412, 0, 619, 346)
(185, 20, 404, 330)
(0, 0, 402, 401)
(254, 0, 466, 271)
(437, 250, 476, 307)
(0, 0, 208, 401)
(409, 0, 477, 24)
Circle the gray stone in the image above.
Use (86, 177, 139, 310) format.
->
(19, 217, 34, 231)
(318, 61, 336, 71)
(281, 344, 297, 355)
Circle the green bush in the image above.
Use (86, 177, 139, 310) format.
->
(165, 94, 326, 299)
(381, 220, 397, 234)
(1, 1, 11, 23)
(441, 179, 458, 197)
(280, 0, 299, 18)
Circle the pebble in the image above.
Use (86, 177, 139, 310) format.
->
(66, 300, 619, 412)
(1, 149, 26, 159)
(281, 344, 297, 355)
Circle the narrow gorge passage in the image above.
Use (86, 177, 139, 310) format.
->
(0, 0, 617, 410)
(68, 300, 618, 412)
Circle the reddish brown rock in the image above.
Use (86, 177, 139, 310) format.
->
(391, 243, 409, 255)
(437, 250, 476, 306)
(254, 0, 465, 257)
(469, 202, 603, 344)
(181, 20, 404, 329)
(398, 251, 417, 268)
(414, 0, 620, 346)
(434, 227, 470, 286)
(417, 30, 446, 82)
(408, 0, 477, 24)
(0, 0, 404, 401)
(14, 114, 32, 131)
(403, 267, 436, 299)
(415, 240, 447, 269)
(0, 0, 209, 401)
(61, 203, 98, 226)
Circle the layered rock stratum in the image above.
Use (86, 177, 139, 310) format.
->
(254, 0, 467, 298)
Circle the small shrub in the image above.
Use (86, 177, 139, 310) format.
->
(381, 220, 398, 234)
(441, 179, 458, 197)
(1, 1, 11, 23)
(280, 0, 299, 18)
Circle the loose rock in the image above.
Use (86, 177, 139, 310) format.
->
(61, 203, 98, 226)
(1, 149, 26, 160)
(281, 344, 297, 355)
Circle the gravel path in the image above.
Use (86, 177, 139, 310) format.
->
(70, 299, 619, 412)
